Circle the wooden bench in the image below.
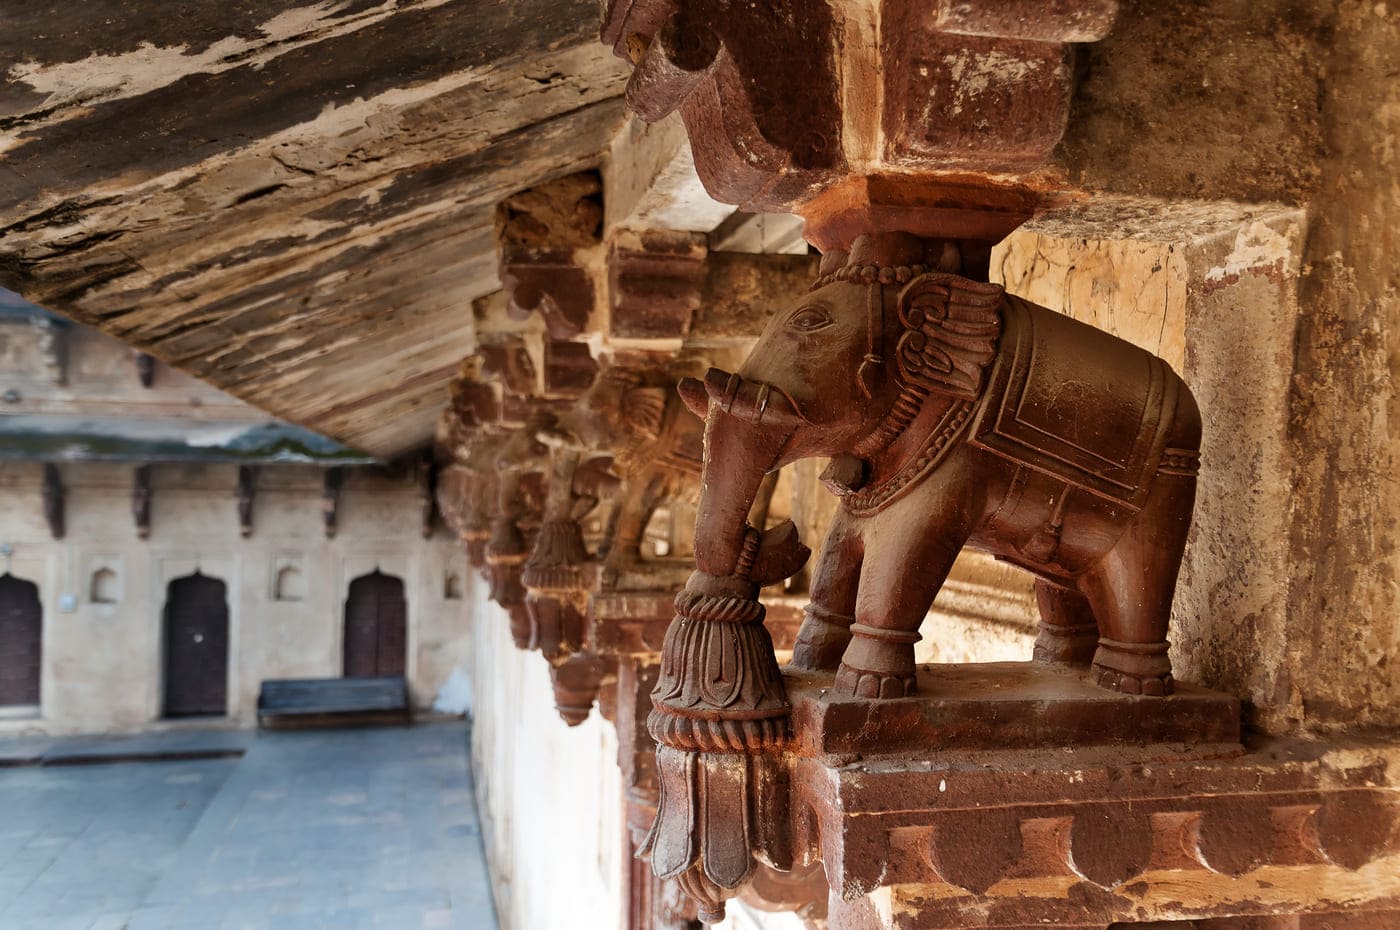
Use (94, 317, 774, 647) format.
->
(257, 676, 410, 729)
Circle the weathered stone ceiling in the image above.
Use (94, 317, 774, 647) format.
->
(0, 1, 631, 459)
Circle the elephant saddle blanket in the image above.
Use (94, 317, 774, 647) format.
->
(967, 295, 1182, 512)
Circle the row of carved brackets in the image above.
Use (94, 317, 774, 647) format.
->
(586, 2, 1400, 928)
(231, 463, 436, 540)
(34, 462, 424, 541)
(435, 156, 827, 927)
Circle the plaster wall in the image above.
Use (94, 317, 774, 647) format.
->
(0, 459, 468, 734)
(466, 573, 623, 930)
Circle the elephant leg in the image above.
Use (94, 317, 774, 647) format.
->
(603, 479, 657, 572)
(1078, 469, 1197, 696)
(790, 508, 863, 673)
(833, 529, 964, 699)
(1032, 579, 1099, 667)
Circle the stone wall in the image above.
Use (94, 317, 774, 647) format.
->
(0, 459, 466, 733)
(992, 198, 1311, 734)
(1060, 0, 1400, 735)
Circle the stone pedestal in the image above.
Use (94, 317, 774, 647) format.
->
(779, 670, 1400, 929)
(789, 662, 1241, 761)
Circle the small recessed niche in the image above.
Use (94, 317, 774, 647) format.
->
(90, 567, 119, 604)
(274, 564, 306, 602)
(444, 572, 462, 600)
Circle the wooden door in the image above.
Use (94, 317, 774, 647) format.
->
(0, 574, 41, 707)
(163, 572, 229, 717)
(343, 570, 407, 678)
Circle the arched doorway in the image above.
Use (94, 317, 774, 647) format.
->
(0, 574, 42, 709)
(162, 572, 229, 717)
(343, 570, 407, 678)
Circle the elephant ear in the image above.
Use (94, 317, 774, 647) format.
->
(895, 272, 1004, 400)
(622, 386, 668, 440)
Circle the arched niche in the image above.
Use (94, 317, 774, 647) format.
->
(274, 565, 305, 602)
(90, 567, 119, 604)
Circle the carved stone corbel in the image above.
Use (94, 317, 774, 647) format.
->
(549, 652, 610, 727)
(42, 463, 64, 540)
(543, 338, 599, 397)
(521, 444, 595, 663)
(322, 466, 343, 539)
(132, 464, 151, 539)
(550, 359, 705, 586)
(600, 0, 1116, 245)
(608, 229, 708, 341)
(485, 418, 550, 649)
(497, 172, 604, 340)
(235, 465, 256, 538)
(478, 337, 539, 401)
(595, 4, 1176, 922)
(438, 367, 506, 567)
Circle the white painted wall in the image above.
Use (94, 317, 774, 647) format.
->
(468, 573, 624, 930)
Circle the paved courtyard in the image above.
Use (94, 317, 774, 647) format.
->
(0, 722, 496, 930)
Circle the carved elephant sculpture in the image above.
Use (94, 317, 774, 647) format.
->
(676, 232, 1201, 698)
(550, 363, 705, 578)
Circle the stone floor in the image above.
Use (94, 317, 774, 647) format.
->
(0, 722, 497, 930)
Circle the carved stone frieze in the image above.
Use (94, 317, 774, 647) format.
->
(794, 737, 1400, 928)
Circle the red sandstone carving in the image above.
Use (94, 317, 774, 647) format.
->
(600, 0, 1114, 239)
(609, 230, 708, 340)
(644, 232, 1202, 920)
(518, 419, 621, 720)
(550, 362, 706, 581)
(684, 232, 1200, 700)
(485, 419, 550, 648)
(497, 173, 603, 340)
(550, 652, 610, 727)
(521, 444, 596, 663)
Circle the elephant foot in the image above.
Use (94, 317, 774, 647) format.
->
(789, 605, 854, 672)
(831, 624, 919, 699)
(833, 663, 917, 699)
(1032, 620, 1099, 668)
(1090, 638, 1174, 697)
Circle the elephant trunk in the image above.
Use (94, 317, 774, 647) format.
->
(641, 369, 810, 923)
(681, 368, 808, 583)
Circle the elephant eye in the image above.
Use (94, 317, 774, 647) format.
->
(788, 305, 831, 332)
